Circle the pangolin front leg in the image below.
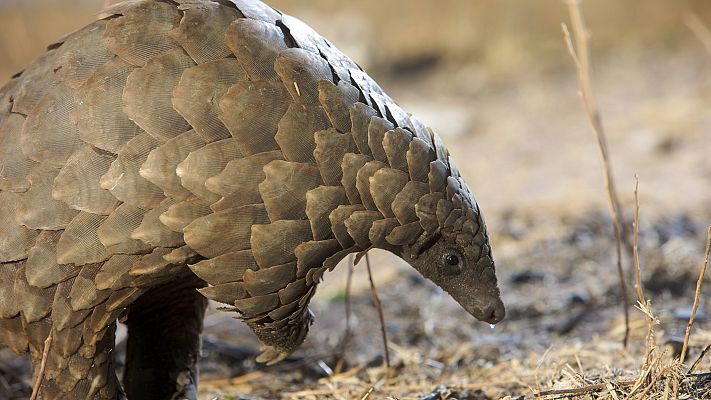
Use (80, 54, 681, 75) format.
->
(123, 273, 207, 400)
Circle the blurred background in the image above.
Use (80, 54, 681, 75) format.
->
(1, 1, 710, 398)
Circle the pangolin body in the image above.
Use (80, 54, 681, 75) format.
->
(0, 0, 505, 398)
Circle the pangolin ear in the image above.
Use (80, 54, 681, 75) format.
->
(408, 231, 440, 259)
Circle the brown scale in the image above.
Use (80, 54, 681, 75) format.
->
(140, 129, 207, 199)
(16, 164, 79, 230)
(0, 1, 504, 398)
(0, 113, 37, 192)
(100, 131, 165, 208)
(75, 57, 139, 153)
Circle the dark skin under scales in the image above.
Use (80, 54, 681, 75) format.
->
(0, 0, 505, 398)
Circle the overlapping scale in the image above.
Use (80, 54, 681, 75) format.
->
(170, 1, 241, 64)
(224, 19, 288, 81)
(75, 57, 139, 153)
(313, 129, 356, 186)
(0, 192, 39, 262)
(104, 0, 182, 66)
(140, 130, 206, 199)
(0, 113, 36, 192)
(205, 150, 283, 211)
(259, 160, 323, 221)
(176, 138, 241, 203)
(56, 213, 109, 266)
(184, 203, 268, 258)
(123, 49, 195, 141)
(172, 60, 246, 143)
(219, 80, 290, 155)
(100, 131, 165, 208)
(53, 146, 119, 215)
(20, 83, 84, 168)
(16, 165, 78, 230)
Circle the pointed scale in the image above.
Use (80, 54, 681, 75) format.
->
(383, 128, 413, 173)
(53, 146, 120, 215)
(406, 137, 435, 183)
(224, 18, 288, 81)
(97, 203, 152, 255)
(131, 198, 184, 248)
(391, 181, 430, 226)
(159, 197, 213, 233)
(250, 220, 313, 268)
(184, 204, 269, 259)
(170, 1, 241, 64)
(275, 48, 333, 105)
(0, 192, 39, 262)
(219, 80, 290, 155)
(205, 150, 283, 211)
(25, 231, 74, 289)
(318, 80, 360, 134)
(305, 186, 348, 241)
(75, 57, 140, 153)
(243, 262, 296, 296)
(294, 239, 341, 279)
(313, 128, 357, 186)
(176, 138, 242, 204)
(355, 160, 387, 211)
(104, 0, 182, 67)
(349, 103, 378, 156)
(0, 113, 36, 192)
(328, 204, 365, 249)
(16, 164, 78, 230)
(100, 131, 165, 209)
(340, 153, 371, 205)
(259, 160, 323, 222)
(123, 49, 195, 142)
(344, 210, 383, 249)
(172, 59, 247, 143)
(140, 129, 207, 200)
(56, 212, 109, 266)
(274, 103, 331, 164)
(189, 249, 258, 285)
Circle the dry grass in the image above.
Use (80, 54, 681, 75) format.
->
(562, 0, 631, 349)
(532, 1, 711, 398)
(28, 332, 51, 400)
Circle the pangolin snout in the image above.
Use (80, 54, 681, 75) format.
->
(464, 297, 505, 325)
(480, 300, 506, 324)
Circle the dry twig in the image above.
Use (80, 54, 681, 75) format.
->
(360, 386, 375, 400)
(365, 252, 391, 370)
(631, 175, 657, 375)
(29, 331, 52, 400)
(632, 175, 646, 308)
(689, 344, 711, 374)
(535, 380, 635, 398)
(684, 12, 711, 55)
(679, 226, 711, 366)
(562, 0, 631, 348)
(335, 254, 355, 373)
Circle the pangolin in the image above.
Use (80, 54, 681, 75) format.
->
(0, 0, 505, 398)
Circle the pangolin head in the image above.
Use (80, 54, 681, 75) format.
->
(403, 184, 505, 325)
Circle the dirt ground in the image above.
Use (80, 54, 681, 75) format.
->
(1, 1, 710, 399)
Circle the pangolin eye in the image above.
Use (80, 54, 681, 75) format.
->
(445, 254, 459, 266)
(441, 250, 464, 275)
